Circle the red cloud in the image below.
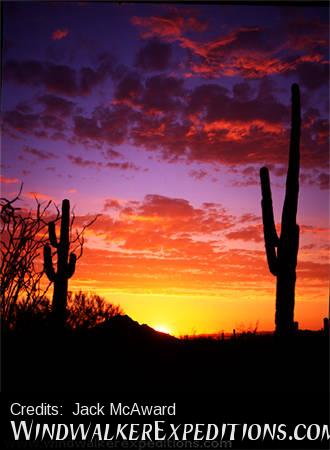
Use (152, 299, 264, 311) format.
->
(131, 11, 206, 41)
(4, 72, 328, 174)
(132, 11, 329, 82)
(52, 29, 69, 41)
(64, 77, 328, 170)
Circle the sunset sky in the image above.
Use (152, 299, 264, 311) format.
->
(1, 2, 329, 335)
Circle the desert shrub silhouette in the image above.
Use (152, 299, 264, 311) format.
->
(260, 84, 301, 335)
(0, 187, 57, 328)
(66, 291, 123, 329)
(10, 291, 122, 331)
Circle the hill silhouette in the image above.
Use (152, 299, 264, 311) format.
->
(92, 314, 177, 343)
(3, 312, 329, 394)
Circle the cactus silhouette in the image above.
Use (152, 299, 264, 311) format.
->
(260, 84, 301, 335)
(44, 199, 76, 327)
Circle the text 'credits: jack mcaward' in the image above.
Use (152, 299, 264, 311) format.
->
(9, 402, 176, 417)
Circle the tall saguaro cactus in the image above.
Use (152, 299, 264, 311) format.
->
(44, 199, 77, 327)
(260, 84, 301, 334)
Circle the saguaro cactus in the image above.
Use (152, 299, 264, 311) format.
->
(44, 199, 76, 326)
(260, 84, 301, 334)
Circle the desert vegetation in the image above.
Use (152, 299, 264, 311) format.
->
(0, 189, 120, 332)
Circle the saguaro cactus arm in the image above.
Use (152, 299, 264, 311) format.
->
(67, 253, 77, 279)
(44, 199, 76, 278)
(260, 167, 279, 276)
(48, 222, 58, 248)
(44, 244, 56, 282)
(59, 199, 70, 248)
(282, 83, 301, 230)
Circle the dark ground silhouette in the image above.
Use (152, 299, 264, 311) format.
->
(3, 315, 329, 393)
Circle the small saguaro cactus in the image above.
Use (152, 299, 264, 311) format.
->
(260, 84, 301, 335)
(44, 199, 77, 327)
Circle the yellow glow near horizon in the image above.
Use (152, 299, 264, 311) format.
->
(43, 273, 330, 336)
(62, 279, 329, 335)
(153, 324, 172, 335)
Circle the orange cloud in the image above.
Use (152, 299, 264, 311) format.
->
(24, 191, 53, 201)
(301, 225, 329, 236)
(52, 29, 69, 41)
(203, 119, 284, 141)
(0, 175, 20, 184)
(226, 224, 263, 242)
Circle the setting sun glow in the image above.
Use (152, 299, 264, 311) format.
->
(153, 325, 172, 335)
